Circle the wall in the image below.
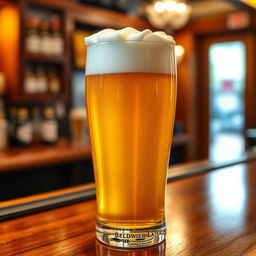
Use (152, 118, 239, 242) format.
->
(0, 4, 19, 99)
(174, 31, 197, 161)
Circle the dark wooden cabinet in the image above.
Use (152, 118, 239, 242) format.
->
(0, 0, 152, 104)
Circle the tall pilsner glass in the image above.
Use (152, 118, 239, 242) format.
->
(84, 28, 176, 248)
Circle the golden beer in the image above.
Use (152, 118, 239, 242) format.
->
(70, 109, 87, 146)
(86, 72, 176, 224)
(72, 118, 84, 141)
(85, 28, 176, 248)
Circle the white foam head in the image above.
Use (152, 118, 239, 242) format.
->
(84, 27, 176, 75)
(70, 108, 86, 120)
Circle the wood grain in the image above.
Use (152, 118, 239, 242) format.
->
(179, 13, 256, 35)
(1, 161, 256, 255)
(2, 151, 256, 221)
(26, 0, 153, 31)
(25, 53, 66, 64)
(0, 183, 95, 208)
(174, 31, 197, 161)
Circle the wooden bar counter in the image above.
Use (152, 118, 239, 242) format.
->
(1, 160, 256, 255)
(0, 139, 91, 172)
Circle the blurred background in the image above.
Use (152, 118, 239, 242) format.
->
(0, 0, 255, 201)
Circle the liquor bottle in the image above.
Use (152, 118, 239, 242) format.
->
(41, 107, 58, 144)
(26, 16, 40, 54)
(16, 108, 33, 147)
(40, 19, 52, 55)
(24, 66, 37, 94)
(48, 67, 61, 94)
(50, 15, 64, 56)
(36, 65, 48, 93)
(9, 107, 17, 146)
(32, 107, 42, 144)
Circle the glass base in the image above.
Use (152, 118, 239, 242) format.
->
(96, 220, 166, 248)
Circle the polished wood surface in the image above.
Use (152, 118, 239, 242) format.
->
(0, 139, 91, 172)
(2, 151, 256, 221)
(0, 183, 94, 208)
(29, 0, 153, 30)
(1, 161, 256, 255)
(174, 32, 197, 161)
(25, 53, 66, 64)
(179, 13, 256, 34)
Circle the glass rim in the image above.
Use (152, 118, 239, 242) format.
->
(85, 40, 176, 48)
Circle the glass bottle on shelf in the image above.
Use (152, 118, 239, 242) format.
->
(41, 107, 58, 144)
(32, 107, 42, 144)
(24, 65, 37, 94)
(50, 15, 64, 56)
(40, 19, 52, 55)
(48, 67, 61, 94)
(36, 65, 48, 94)
(26, 16, 40, 54)
(9, 107, 17, 146)
(16, 108, 33, 147)
(0, 100, 8, 150)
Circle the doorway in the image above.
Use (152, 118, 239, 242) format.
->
(197, 32, 255, 160)
(209, 41, 245, 161)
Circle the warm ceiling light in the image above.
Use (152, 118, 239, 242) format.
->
(176, 3, 187, 13)
(154, 1, 165, 13)
(165, 1, 176, 11)
(175, 45, 185, 64)
(146, 0, 192, 31)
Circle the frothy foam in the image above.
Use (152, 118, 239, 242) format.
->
(70, 108, 86, 119)
(84, 28, 176, 75)
(85, 27, 174, 46)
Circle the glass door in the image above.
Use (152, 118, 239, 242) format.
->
(209, 41, 246, 161)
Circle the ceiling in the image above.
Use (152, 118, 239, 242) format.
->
(189, 0, 238, 18)
(142, 0, 239, 19)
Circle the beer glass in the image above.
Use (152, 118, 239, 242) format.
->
(69, 108, 87, 146)
(96, 239, 166, 256)
(85, 28, 176, 248)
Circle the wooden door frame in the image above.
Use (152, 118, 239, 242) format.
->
(196, 30, 256, 159)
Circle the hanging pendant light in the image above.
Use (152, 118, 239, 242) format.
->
(146, 0, 192, 32)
